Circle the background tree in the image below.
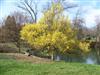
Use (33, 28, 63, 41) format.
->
(11, 11, 32, 25)
(43, 0, 77, 12)
(4, 16, 17, 42)
(17, 0, 77, 23)
(0, 10, 37, 53)
(2, 16, 21, 52)
(17, 0, 38, 23)
(93, 16, 100, 64)
(73, 18, 85, 40)
(95, 16, 100, 42)
(72, 8, 86, 40)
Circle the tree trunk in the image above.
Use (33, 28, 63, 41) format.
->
(51, 51, 55, 60)
(18, 45, 21, 53)
(51, 53, 54, 60)
(16, 41, 21, 53)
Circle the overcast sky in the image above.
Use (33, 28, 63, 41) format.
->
(0, 0, 100, 28)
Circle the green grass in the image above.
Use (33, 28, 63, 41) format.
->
(0, 53, 16, 59)
(0, 59, 100, 75)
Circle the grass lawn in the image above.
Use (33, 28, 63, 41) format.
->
(0, 53, 100, 75)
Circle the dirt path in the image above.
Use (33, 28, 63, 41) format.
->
(0, 53, 52, 63)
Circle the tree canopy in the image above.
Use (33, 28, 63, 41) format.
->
(20, 2, 90, 59)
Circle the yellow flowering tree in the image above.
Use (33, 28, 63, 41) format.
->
(20, 2, 90, 60)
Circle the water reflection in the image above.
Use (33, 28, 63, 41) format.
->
(86, 58, 95, 64)
(54, 51, 100, 65)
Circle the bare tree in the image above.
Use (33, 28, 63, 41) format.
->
(59, 0, 78, 10)
(17, 0, 77, 23)
(17, 0, 38, 23)
(95, 16, 100, 42)
(43, 0, 78, 12)
(72, 8, 85, 40)
(11, 11, 33, 24)
(90, 16, 100, 64)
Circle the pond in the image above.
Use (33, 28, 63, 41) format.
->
(54, 52, 99, 65)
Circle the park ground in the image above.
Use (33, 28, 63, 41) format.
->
(0, 53, 100, 75)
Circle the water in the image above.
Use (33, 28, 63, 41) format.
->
(86, 58, 95, 64)
(54, 53, 99, 65)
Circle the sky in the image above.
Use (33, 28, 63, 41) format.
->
(0, 0, 100, 28)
